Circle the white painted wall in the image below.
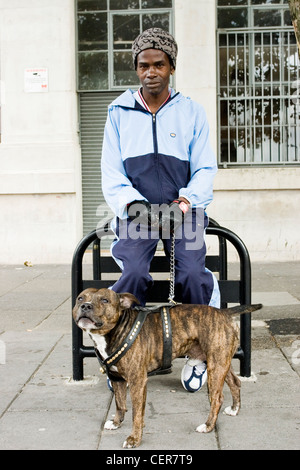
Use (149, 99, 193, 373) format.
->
(210, 168, 300, 262)
(0, 0, 82, 264)
(175, 0, 217, 152)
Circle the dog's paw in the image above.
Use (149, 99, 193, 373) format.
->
(123, 439, 134, 449)
(196, 423, 208, 433)
(104, 419, 120, 430)
(123, 436, 140, 448)
(223, 406, 239, 417)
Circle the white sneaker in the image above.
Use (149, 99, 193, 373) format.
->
(106, 376, 113, 392)
(181, 359, 207, 392)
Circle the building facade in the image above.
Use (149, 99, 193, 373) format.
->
(0, 0, 299, 264)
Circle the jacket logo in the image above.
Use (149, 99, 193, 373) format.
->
(170, 133, 176, 138)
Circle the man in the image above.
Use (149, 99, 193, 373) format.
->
(101, 28, 220, 392)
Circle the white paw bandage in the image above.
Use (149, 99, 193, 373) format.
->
(223, 406, 239, 416)
(123, 440, 133, 448)
(104, 419, 119, 430)
(196, 423, 207, 433)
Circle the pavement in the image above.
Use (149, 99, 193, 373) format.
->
(0, 262, 299, 452)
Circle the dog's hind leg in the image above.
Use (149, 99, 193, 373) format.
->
(223, 366, 241, 416)
(196, 362, 229, 433)
(104, 380, 127, 430)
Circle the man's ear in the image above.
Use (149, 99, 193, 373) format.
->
(119, 293, 140, 310)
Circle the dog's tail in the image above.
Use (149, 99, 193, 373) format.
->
(226, 304, 263, 315)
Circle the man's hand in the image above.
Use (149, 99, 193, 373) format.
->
(127, 200, 160, 228)
(160, 199, 189, 236)
(127, 199, 189, 234)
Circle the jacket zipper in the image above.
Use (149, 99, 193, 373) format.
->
(151, 112, 163, 204)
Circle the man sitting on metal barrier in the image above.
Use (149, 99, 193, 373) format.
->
(101, 28, 220, 393)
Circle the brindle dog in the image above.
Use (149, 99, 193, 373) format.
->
(73, 287, 262, 448)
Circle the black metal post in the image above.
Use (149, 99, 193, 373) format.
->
(207, 226, 252, 377)
(71, 229, 97, 380)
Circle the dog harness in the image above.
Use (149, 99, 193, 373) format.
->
(91, 305, 174, 383)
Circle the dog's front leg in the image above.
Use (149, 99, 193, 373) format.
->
(104, 380, 127, 430)
(123, 374, 147, 448)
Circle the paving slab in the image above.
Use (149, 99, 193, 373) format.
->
(0, 263, 299, 452)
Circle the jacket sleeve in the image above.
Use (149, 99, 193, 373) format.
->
(178, 105, 217, 209)
(101, 107, 147, 219)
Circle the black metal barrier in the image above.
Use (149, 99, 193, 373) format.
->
(71, 219, 252, 381)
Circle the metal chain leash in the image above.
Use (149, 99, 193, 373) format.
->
(168, 231, 177, 305)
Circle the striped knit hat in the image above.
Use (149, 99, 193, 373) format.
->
(132, 28, 178, 69)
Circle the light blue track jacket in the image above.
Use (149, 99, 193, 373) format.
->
(101, 88, 217, 219)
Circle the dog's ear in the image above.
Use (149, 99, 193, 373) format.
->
(119, 293, 140, 310)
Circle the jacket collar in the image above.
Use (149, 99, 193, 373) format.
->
(109, 88, 181, 112)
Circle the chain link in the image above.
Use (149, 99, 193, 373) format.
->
(168, 231, 177, 305)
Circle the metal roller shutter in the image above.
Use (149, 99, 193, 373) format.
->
(79, 92, 120, 241)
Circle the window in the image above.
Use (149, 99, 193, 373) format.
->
(77, 0, 173, 91)
(217, 0, 300, 165)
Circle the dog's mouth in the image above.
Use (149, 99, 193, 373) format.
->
(77, 315, 103, 330)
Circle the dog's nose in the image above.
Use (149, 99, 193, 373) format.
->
(80, 302, 93, 314)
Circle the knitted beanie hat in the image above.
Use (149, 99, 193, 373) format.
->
(132, 28, 178, 69)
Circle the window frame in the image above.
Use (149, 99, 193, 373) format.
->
(216, 0, 300, 167)
(76, 0, 174, 92)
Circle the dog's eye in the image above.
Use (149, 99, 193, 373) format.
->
(78, 296, 83, 302)
(101, 298, 109, 303)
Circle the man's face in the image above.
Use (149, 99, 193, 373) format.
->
(136, 49, 174, 97)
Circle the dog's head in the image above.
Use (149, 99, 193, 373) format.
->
(72, 288, 139, 335)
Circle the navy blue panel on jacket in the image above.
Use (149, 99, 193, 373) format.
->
(124, 153, 190, 205)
